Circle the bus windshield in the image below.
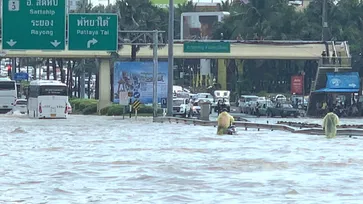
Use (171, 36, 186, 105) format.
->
(39, 86, 67, 96)
(0, 81, 15, 90)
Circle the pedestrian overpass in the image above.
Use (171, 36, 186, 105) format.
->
(0, 41, 326, 59)
(0, 40, 348, 111)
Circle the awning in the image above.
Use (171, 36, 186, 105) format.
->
(314, 72, 360, 93)
(314, 88, 359, 93)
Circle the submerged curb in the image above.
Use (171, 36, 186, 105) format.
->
(153, 117, 363, 137)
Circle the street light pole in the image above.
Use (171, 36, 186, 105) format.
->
(80, 0, 87, 99)
(322, 0, 328, 41)
(167, 0, 174, 116)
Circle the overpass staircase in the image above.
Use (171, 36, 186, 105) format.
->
(307, 41, 352, 117)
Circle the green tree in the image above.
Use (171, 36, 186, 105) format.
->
(116, 0, 168, 61)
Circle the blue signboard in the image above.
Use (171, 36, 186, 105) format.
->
(113, 62, 168, 104)
(161, 97, 167, 108)
(133, 91, 140, 98)
(326, 72, 360, 89)
(14, 73, 28, 81)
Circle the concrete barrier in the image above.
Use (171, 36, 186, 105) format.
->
(153, 117, 363, 136)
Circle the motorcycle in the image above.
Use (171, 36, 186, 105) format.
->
(227, 125, 237, 135)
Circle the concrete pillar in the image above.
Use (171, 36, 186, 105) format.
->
(217, 59, 227, 90)
(200, 59, 211, 76)
(97, 59, 112, 112)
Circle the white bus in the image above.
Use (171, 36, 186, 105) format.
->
(28, 80, 68, 119)
(0, 77, 17, 113)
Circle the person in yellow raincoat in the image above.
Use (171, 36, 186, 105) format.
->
(217, 108, 235, 135)
(322, 107, 339, 138)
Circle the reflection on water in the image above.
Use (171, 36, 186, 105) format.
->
(1, 115, 363, 203)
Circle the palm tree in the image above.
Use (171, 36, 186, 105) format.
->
(116, 0, 168, 61)
(174, 1, 196, 39)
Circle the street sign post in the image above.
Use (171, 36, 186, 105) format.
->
(2, 0, 66, 50)
(161, 97, 167, 109)
(68, 13, 118, 51)
(133, 99, 141, 120)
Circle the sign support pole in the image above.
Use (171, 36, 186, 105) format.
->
(152, 30, 159, 118)
(167, 0, 174, 117)
(135, 109, 138, 120)
(123, 105, 125, 119)
(129, 98, 132, 118)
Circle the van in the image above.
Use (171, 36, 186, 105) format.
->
(238, 95, 259, 113)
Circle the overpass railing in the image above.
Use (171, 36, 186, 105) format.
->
(318, 56, 352, 69)
(344, 41, 351, 58)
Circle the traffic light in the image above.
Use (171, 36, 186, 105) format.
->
(7, 65, 11, 77)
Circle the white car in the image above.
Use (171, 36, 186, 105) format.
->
(13, 99, 27, 114)
(67, 101, 72, 114)
(172, 98, 191, 117)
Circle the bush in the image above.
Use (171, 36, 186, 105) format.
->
(79, 99, 97, 110)
(82, 103, 97, 115)
(138, 105, 153, 113)
(70, 98, 98, 112)
(107, 105, 124, 116)
(70, 99, 163, 116)
(100, 106, 110, 115)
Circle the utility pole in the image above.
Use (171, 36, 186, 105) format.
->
(322, 0, 329, 41)
(167, 0, 174, 116)
(80, 0, 87, 99)
(153, 31, 159, 118)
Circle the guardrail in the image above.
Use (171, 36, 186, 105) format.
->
(318, 56, 352, 68)
(344, 41, 351, 58)
(153, 117, 363, 137)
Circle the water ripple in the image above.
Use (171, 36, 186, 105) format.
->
(0, 115, 363, 203)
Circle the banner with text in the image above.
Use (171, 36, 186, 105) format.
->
(113, 62, 168, 104)
(291, 75, 304, 94)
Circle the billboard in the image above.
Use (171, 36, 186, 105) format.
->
(291, 75, 304, 94)
(113, 62, 168, 104)
(181, 12, 229, 40)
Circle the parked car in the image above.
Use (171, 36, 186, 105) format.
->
(266, 103, 299, 118)
(172, 98, 191, 117)
(13, 99, 27, 114)
(253, 100, 274, 116)
(238, 95, 259, 113)
(189, 101, 201, 117)
(67, 101, 72, 114)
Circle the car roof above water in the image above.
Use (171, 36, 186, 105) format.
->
(29, 80, 66, 86)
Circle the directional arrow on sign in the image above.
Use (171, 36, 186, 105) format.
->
(349, 83, 357, 88)
(6, 39, 17, 47)
(50, 40, 61, 47)
(87, 38, 98, 48)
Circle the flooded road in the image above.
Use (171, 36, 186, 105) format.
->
(1, 114, 363, 203)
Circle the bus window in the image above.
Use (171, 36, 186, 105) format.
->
(0, 81, 15, 90)
(39, 86, 67, 96)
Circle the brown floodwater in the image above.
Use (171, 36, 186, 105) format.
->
(0, 114, 363, 203)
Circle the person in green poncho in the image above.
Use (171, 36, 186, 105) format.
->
(322, 107, 340, 139)
(217, 108, 235, 135)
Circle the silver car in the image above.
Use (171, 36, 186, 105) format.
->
(13, 99, 27, 114)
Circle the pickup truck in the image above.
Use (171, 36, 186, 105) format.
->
(266, 103, 299, 118)
(172, 98, 191, 117)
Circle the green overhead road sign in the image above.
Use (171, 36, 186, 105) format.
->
(68, 14, 118, 51)
(183, 42, 231, 53)
(2, 0, 66, 50)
